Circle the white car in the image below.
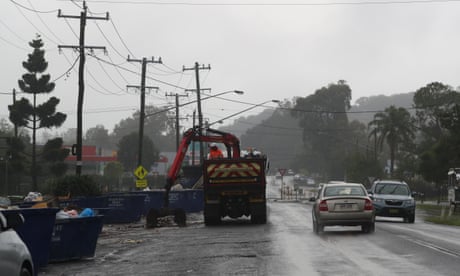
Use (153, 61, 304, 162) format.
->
(0, 211, 34, 276)
(312, 182, 375, 233)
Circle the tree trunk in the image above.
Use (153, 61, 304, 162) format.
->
(389, 144, 395, 178)
(32, 93, 37, 191)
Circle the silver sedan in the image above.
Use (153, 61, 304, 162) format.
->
(0, 211, 34, 276)
(312, 183, 375, 234)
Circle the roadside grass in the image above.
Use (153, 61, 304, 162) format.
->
(417, 204, 460, 226)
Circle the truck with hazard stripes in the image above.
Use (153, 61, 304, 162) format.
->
(203, 156, 268, 225)
(160, 126, 267, 226)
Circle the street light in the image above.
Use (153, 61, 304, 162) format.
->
(207, 99, 280, 127)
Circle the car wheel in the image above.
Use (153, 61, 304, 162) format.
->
(20, 266, 32, 276)
(317, 223, 323, 233)
(312, 212, 320, 234)
(313, 221, 323, 234)
(313, 220, 318, 234)
(362, 222, 375, 233)
(407, 214, 415, 223)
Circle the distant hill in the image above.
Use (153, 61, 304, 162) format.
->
(217, 109, 275, 137)
(220, 92, 415, 137)
(216, 92, 415, 171)
(349, 92, 415, 125)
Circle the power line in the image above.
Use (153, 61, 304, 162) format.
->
(11, 0, 61, 46)
(0, 18, 28, 44)
(0, 34, 28, 51)
(9, 0, 59, 13)
(63, 17, 80, 39)
(85, 64, 125, 95)
(70, 0, 83, 9)
(93, 53, 127, 92)
(106, 54, 131, 84)
(73, 0, 460, 6)
(26, 0, 65, 44)
(94, 20, 126, 59)
(109, 16, 136, 58)
(88, 53, 189, 90)
(53, 54, 80, 82)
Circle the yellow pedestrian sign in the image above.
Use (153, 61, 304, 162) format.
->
(134, 165, 148, 180)
(136, 179, 148, 188)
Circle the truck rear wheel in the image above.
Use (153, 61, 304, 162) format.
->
(250, 203, 267, 224)
(145, 208, 159, 229)
(174, 208, 187, 227)
(204, 204, 221, 226)
(204, 215, 221, 226)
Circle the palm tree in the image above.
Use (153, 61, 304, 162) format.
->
(368, 106, 415, 176)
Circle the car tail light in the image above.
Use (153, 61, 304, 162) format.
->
(364, 199, 373, 210)
(319, 200, 328, 211)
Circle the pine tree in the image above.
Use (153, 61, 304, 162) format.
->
(8, 35, 67, 190)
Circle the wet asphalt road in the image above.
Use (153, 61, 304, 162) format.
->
(38, 177, 460, 276)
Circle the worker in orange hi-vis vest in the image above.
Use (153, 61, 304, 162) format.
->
(208, 143, 224, 159)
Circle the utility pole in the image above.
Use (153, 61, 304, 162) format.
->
(58, 1, 108, 176)
(183, 62, 211, 163)
(192, 110, 196, 164)
(165, 93, 188, 151)
(127, 56, 161, 168)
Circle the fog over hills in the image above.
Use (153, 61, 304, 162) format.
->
(221, 92, 415, 137)
(349, 92, 415, 125)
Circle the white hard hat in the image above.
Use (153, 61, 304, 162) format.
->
(210, 143, 217, 147)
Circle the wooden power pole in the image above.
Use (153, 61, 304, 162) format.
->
(183, 62, 210, 162)
(58, 1, 108, 175)
(165, 93, 188, 151)
(127, 56, 161, 168)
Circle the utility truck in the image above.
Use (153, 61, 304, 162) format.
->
(159, 126, 268, 225)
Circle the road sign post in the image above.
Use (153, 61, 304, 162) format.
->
(278, 168, 287, 199)
(134, 165, 148, 189)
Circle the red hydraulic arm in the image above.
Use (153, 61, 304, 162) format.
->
(164, 127, 241, 207)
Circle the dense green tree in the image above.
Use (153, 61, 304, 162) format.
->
(103, 161, 124, 191)
(412, 83, 460, 186)
(8, 36, 66, 190)
(418, 136, 453, 185)
(41, 138, 69, 177)
(413, 82, 458, 144)
(292, 80, 352, 179)
(345, 152, 382, 187)
(112, 105, 175, 152)
(117, 132, 158, 172)
(104, 161, 124, 178)
(85, 125, 111, 148)
(368, 106, 415, 177)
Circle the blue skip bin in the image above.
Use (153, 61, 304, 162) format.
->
(136, 190, 204, 215)
(49, 215, 104, 262)
(2, 208, 59, 271)
(169, 190, 204, 213)
(103, 194, 146, 224)
(132, 191, 164, 216)
(58, 194, 145, 224)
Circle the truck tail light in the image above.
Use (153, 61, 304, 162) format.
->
(364, 198, 374, 210)
(319, 200, 328, 211)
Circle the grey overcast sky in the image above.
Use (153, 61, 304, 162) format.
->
(1, 0, 460, 136)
